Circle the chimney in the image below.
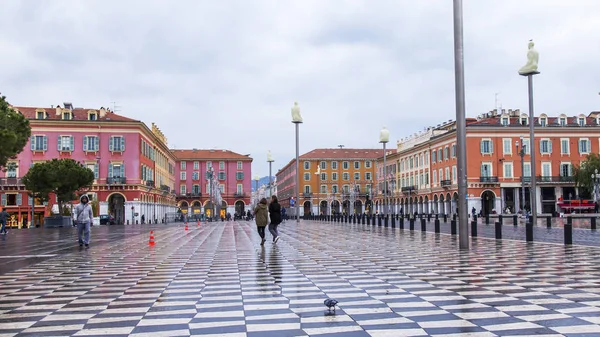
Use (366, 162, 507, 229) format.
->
(63, 102, 73, 110)
(55, 105, 61, 116)
(99, 107, 107, 118)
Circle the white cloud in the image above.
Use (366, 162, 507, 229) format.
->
(0, 0, 598, 177)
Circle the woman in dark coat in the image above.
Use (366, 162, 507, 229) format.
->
(268, 195, 282, 243)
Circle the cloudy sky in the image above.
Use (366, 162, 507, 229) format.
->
(1, 0, 598, 177)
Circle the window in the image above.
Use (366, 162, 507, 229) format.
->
(501, 117, 509, 126)
(304, 161, 310, 170)
(425, 172, 429, 185)
(219, 162, 225, 170)
(451, 144, 456, 158)
(432, 151, 436, 163)
(523, 138, 531, 155)
(180, 172, 187, 180)
(320, 161, 327, 169)
(6, 163, 17, 178)
(83, 136, 99, 152)
(541, 162, 551, 177)
(237, 161, 242, 170)
(443, 147, 449, 160)
(354, 172, 360, 180)
(433, 170, 437, 184)
(304, 185, 311, 193)
(452, 166, 457, 182)
(219, 184, 224, 193)
(540, 139, 552, 154)
(88, 112, 97, 120)
(36, 111, 45, 119)
(86, 163, 99, 179)
(332, 185, 338, 193)
(303, 173, 310, 181)
(193, 184, 200, 194)
(108, 163, 124, 177)
(503, 162, 513, 178)
(503, 139, 512, 155)
(579, 117, 585, 126)
(30, 135, 48, 151)
(62, 112, 71, 120)
(342, 172, 349, 180)
(342, 161, 349, 170)
(236, 184, 243, 193)
(445, 168, 450, 180)
(414, 155, 419, 168)
(320, 185, 327, 193)
(354, 161, 360, 169)
(480, 139, 493, 154)
(109, 136, 125, 152)
(365, 172, 372, 180)
(561, 139, 570, 154)
(425, 152, 429, 165)
(365, 161, 371, 168)
(409, 157, 414, 169)
(520, 117, 528, 125)
(331, 161, 338, 169)
(438, 149, 442, 161)
(236, 172, 244, 180)
(480, 163, 492, 177)
(218, 172, 226, 180)
(180, 185, 186, 195)
(540, 117, 547, 126)
(523, 162, 531, 178)
(207, 161, 212, 169)
(560, 163, 573, 177)
(419, 154, 424, 166)
(192, 172, 199, 180)
(320, 173, 327, 181)
(194, 161, 199, 170)
(58, 136, 74, 152)
(559, 117, 566, 126)
(579, 138, 590, 154)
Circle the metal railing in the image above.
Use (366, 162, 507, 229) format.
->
(440, 180, 452, 187)
(479, 176, 499, 183)
(107, 177, 126, 184)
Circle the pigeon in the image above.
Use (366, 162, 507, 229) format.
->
(324, 298, 338, 311)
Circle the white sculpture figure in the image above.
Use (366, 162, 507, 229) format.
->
(267, 150, 273, 162)
(518, 40, 539, 75)
(315, 166, 321, 176)
(291, 101, 303, 123)
(379, 126, 390, 143)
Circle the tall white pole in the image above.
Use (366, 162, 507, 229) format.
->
(527, 74, 538, 225)
(453, 0, 469, 250)
(294, 123, 300, 223)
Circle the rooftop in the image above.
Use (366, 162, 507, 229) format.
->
(300, 148, 387, 160)
(12, 104, 138, 123)
(171, 149, 253, 161)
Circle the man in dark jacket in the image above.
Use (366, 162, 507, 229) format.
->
(268, 195, 282, 243)
(0, 208, 9, 234)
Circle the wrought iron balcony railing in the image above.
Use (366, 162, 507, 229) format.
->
(440, 180, 452, 187)
(107, 177, 126, 184)
(479, 176, 499, 183)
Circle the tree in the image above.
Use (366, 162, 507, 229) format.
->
(573, 153, 600, 197)
(0, 94, 31, 169)
(22, 159, 95, 214)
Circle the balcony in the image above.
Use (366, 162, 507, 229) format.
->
(537, 176, 575, 183)
(479, 176, 499, 183)
(107, 177, 126, 184)
(440, 180, 452, 187)
(145, 180, 155, 187)
(0, 177, 22, 185)
(160, 185, 171, 193)
(303, 192, 313, 198)
(401, 186, 417, 193)
(233, 192, 246, 198)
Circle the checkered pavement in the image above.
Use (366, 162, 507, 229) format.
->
(0, 220, 599, 336)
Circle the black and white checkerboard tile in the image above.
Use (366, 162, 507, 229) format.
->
(0, 221, 599, 336)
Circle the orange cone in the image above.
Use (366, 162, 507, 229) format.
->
(149, 231, 155, 245)
(185, 224, 188, 231)
(197, 220, 200, 227)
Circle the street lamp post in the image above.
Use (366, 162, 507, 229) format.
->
(379, 127, 390, 215)
(518, 39, 540, 226)
(253, 175, 260, 207)
(267, 151, 274, 197)
(207, 167, 215, 221)
(291, 102, 303, 223)
(592, 169, 600, 205)
(516, 137, 526, 214)
(315, 166, 321, 215)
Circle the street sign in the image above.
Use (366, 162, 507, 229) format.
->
(290, 198, 295, 206)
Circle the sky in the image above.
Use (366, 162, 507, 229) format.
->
(1, 0, 598, 178)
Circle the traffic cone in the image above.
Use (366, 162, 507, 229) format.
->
(185, 224, 188, 231)
(149, 231, 155, 245)
(197, 220, 200, 227)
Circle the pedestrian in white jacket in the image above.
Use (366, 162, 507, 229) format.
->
(75, 194, 93, 247)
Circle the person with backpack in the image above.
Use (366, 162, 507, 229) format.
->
(74, 194, 93, 247)
(268, 195, 282, 243)
(254, 198, 269, 245)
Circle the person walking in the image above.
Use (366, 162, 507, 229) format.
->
(74, 194, 93, 247)
(0, 208, 9, 235)
(268, 195, 282, 243)
(254, 198, 269, 245)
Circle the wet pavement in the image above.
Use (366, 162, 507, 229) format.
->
(0, 220, 599, 336)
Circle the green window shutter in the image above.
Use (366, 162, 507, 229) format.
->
(83, 136, 88, 151)
(16, 194, 22, 206)
(57, 136, 61, 151)
(70, 136, 74, 151)
(109, 137, 114, 151)
(94, 163, 99, 179)
(120, 137, 125, 152)
(30, 136, 35, 150)
(1, 194, 6, 206)
(43, 136, 47, 151)
(108, 163, 113, 178)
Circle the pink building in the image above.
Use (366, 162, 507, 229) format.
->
(171, 149, 253, 218)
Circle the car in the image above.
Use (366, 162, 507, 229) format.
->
(99, 214, 116, 225)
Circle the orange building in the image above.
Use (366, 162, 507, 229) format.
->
(376, 109, 600, 216)
(276, 148, 381, 216)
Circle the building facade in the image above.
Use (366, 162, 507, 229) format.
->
(276, 148, 381, 216)
(1, 103, 179, 227)
(172, 149, 253, 218)
(375, 109, 600, 216)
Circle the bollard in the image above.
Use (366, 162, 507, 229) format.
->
(391, 215, 395, 228)
(526, 217, 533, 242)
(362, 215, 365, 225)
(453, 213, 457, 221)
(378, 215, 382, 226)
(435, 213, 439, 221)
(592, 217, 597, 231)
(427, 214, 431, 222)
(485, 213, 490, 225)
(384, 215, 389, 227)
(546, 216, 552, 228)
(434, 219, 440, 233)
(471, 220, 477, 237)
(399, 217, 404, 229)
(499, 214, 503, 225)
(421, 218, 426, 232)
(443, 214, 448, 223)
(513, 215, 518, 226)
(495, 221, 502, 239)
(450, 220, 457, 235)
(565, 217, 573, 245)
(352, 215, 356, 224)
(409, 218, 415, 231)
